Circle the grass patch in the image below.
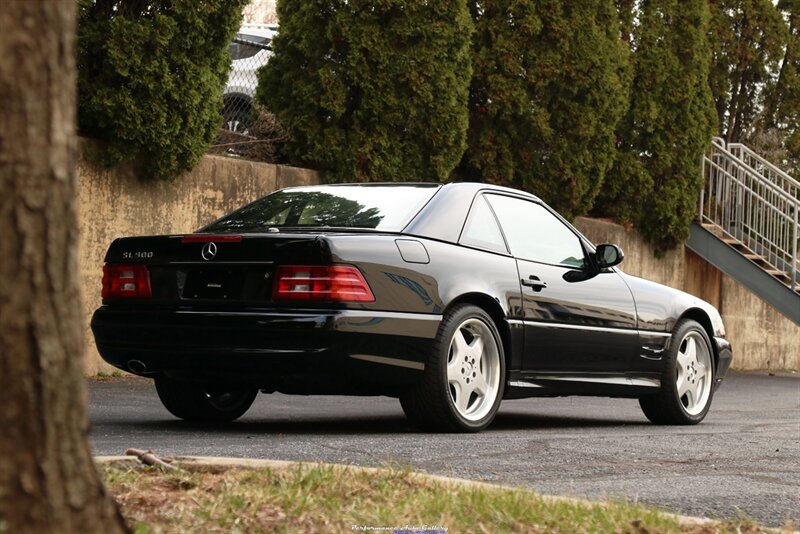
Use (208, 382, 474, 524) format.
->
(101, 462, 787, 533)
(90, 370, 138, 382)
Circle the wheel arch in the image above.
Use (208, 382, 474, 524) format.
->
(445, 293, 513, 370)
(222, 93, 253, 115)
(677, 308, 718, 366)
(222, 91, 253, 105)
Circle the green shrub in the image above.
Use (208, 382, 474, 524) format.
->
(78, 0, 247, 180)
(257, 0, 473, 183)
(634, 0, 716, 250)
(597, 0, 716, 251)
(460, 0, 630, 219)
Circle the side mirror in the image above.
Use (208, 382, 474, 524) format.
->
(595, 244, 624, 269)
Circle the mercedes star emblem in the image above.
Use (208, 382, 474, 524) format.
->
(201, 242, 218, 261)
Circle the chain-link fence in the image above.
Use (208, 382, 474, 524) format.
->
(212, 25, 281, 161)
(222, 33, 273, 133)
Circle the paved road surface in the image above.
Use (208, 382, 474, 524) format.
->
(89, 372, 800, 527)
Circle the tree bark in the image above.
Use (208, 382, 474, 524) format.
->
(0, 2, 128, 533)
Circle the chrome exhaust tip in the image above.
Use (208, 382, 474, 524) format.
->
(127, 359, 147, 374)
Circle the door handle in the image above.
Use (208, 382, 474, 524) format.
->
(521, 275, 547, 291)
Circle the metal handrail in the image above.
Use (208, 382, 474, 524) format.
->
(727, 141, 799, 199)
(700, 138, 799, 290)
(708, 146, 799, 204)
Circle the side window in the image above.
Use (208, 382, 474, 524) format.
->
(460, 195, 508, 254)
(486, 195, 587, 268)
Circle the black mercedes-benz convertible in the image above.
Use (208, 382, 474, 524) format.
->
(92, 182, 732, 432)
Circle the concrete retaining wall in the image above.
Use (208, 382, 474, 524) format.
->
(77, 153, 319, 374)
(574, 217, 799, 370)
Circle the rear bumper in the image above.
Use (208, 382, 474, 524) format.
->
(712, 336, 733, 391)
(91, 307, 440, 393)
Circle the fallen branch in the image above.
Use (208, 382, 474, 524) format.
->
(125, 448, 178, 470)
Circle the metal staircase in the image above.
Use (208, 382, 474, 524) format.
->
(687, 137, 799, 325)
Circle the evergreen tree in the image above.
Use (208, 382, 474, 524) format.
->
(629, 0, 717, 250)
(78, 0, 247, 180)
(257, 1, 473, 183)
(616, 0, 636, 44)
(761, 0, 800, 176)
(594, 1, 648, 225)
(709, 0, 787, 142)
(460, 1, 630, 218)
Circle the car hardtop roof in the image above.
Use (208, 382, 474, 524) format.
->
(280, 181, 542, 202)
(236, 24, 278, 40)
(444, 181, 542, 202)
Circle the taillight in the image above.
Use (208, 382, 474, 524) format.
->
(102, 264, 152, 299)
(272, 265, 375, 302)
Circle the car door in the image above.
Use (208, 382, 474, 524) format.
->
(485, 194, 639, 373)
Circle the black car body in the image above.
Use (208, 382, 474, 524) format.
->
(92, 183, 733, 431)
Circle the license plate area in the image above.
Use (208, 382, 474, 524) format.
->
(183, 269, 245, 300)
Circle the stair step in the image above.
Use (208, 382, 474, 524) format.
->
(722, 239, 750, 251)
(741, 255, 772, 267)
(702, 224, 724, 238)
(764, 269, 790, 280)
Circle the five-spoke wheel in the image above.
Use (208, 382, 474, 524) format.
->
(674, 330, 713, 415)
(446, 318, 502, 422)
(640, 319, 715, 425)
(401, 304, 505, 432)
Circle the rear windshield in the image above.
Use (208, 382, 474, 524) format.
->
(203, 184, 440, 233)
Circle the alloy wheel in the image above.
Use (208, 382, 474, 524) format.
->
(675, 331, 713, 415)
(446, 318, 501, 422)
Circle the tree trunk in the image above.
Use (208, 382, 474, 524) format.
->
(0, 2, 128, 533)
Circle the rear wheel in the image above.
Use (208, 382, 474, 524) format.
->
(155, 376, 257, 422)
(400, 304, 505, 432)
(639, 319, 715, 425)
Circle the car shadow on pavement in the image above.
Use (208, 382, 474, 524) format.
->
(492, 412, 646, 430)
(99, 411, 646, 436)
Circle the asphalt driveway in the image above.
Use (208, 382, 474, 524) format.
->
(88, 371, 800, 527)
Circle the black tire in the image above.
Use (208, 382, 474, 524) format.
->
(400, 304, 506, 433)
(154, 376, 257, 423)
(639, 318, 715, 425)
(222, 98, 252, 134)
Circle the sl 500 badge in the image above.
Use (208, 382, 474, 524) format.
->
(121, 251, 154, 259)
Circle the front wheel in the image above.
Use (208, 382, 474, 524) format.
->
(155, 376, 257, 423)
(400, 304, 505, 432)
(639, 319, 715, 425)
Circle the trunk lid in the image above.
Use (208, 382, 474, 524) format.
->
(103, 233, 330, 305)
